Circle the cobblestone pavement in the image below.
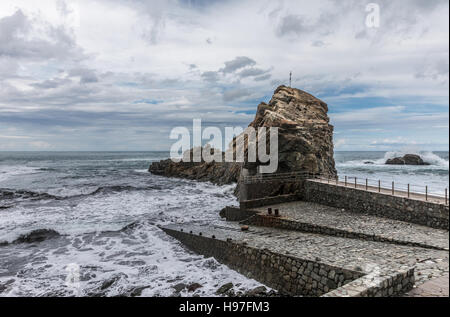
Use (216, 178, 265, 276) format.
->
(253, 201, 449, 250)
(404, 275, 449, 297)
(163, 222, 449, 287)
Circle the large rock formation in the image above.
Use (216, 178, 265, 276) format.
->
(244, 85, 336, 175)
(149, 147, 240, 185)
(149, 85, 337, 184)
(385, 154, 430, 166)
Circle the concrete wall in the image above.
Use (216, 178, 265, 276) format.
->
(162, 227, 414, 297)
(304, 181, 449, 230)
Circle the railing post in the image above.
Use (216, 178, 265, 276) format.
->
(355, 177, 357, 188)
(446, 188, 448, 205)
(345, 176, 347, 187)
(336, 176, 338, 185)
(378, 180, 381, 193)
(407, 184, 410, 198)
(365, 178, 368, 191)
(425, 186, 428, 201)
(392, 181, 394, 195)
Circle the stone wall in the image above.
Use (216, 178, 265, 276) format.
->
(240, 194, 301, 210)
(162, 227, 414, 297)
(239, 180, 304, 202)
(304, 181, 449, 230)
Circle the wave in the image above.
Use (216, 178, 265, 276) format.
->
(380, 151, 448, 167)
(337, 151, 449, 169)
(0, 166, 41, 183)
(0, 184, 163, 203)
(0, 229, 61, 246)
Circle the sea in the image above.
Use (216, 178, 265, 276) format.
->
(0, 150, 448, 297)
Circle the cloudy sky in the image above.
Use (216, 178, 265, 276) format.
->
(0, 0, 448, 151)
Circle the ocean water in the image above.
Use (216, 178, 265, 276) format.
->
(335, 151, 449, 196)
(0, 150, 448, 297)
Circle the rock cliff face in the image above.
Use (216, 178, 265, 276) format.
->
(244, 85, 336, 176)
(148, 85, 337, 184)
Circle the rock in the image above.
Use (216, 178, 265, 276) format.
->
(173, 283, 188, 293)
(13, 229, 60, 244)
(245, 286, 267, 297)
(187, 283, 203, 292)
(386, 154, 430, 166)
(216, 282, 234, 295)
(100, 273, 128, 291)
(128, 286, 150, 297)
(241, 225, 249, 231)
(364, 161, 374, 165)
(0, 279, 15, 294)
(149, 146, 240, 185)
(241, 85, 336, 176)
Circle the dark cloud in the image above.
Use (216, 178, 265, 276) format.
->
(220, 56, 256, 74)
(238, 68, 268, 78)
(223, 88, 252, 102)
(69, 68, 99, 84)
(276, 15, 310, 37)
(254, 74, 271, 82)
(0, 10, 84, 61)
(31, 78, 72, 89)
(201, 71, 220, 82)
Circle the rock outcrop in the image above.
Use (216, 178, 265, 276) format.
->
(149, 85, 336, 184)
(386, 154, 430, 166)
(243, 85, 336, 176)
(149, 147, 240, 185)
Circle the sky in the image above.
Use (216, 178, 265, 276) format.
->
(0, 0, 448, 151)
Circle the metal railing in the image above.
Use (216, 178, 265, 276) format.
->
(242, 172, 449, 205)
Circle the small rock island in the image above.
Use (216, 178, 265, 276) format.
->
(385, 154, 430, 166)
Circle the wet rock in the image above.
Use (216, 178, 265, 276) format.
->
(100, 273, 128, 291)
(0, 279, 15, 293)
(216, 282, 234, 295)
(13, 229, 60, 244)
(386, 154, 430, 166)
(245, 286, 267, 297)
(173, 283, 188, 293)
(128, 286, 150, 297)
(187, 283, 203, 292)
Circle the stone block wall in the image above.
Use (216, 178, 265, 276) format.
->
(304, 181, 449, 230)
(240, 194, 301, 210)
(162, 227, 414, 297)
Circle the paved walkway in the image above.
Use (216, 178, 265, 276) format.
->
(252, 201, 449, 250)
(309, 178, 448, 205)
(405, 275, 449, 297)
(163, 222, 449, 288)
